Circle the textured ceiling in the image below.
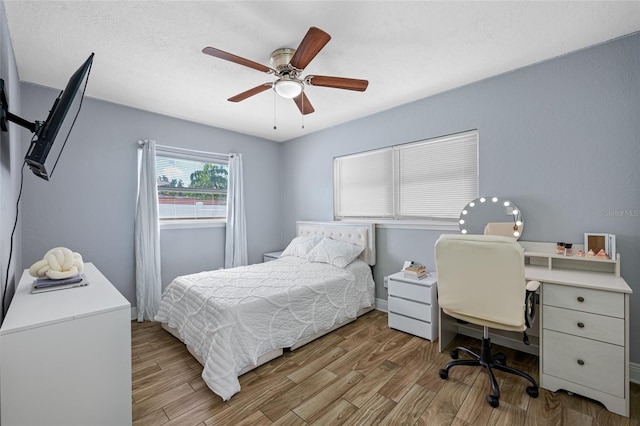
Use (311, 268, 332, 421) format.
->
(4, 1, 640, 142)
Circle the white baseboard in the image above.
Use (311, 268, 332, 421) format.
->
(130, 307, 137, 321)
(631, 362, 640, 384)
(375, 298, 388, 312)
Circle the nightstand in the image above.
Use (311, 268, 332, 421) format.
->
(387, 271, 438, 341)
(263, 251, 284, 262)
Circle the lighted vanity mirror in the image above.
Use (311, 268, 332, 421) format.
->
(459, 196, 524, 239)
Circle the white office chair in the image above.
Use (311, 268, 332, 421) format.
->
(434, 234, 539, 408)
(484, 222, 520, 238)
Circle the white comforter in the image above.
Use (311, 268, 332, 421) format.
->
(154, 256, 374, 401)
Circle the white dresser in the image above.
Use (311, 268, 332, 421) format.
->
(0, 262, 132, 426)
(387, 272, 438, 341)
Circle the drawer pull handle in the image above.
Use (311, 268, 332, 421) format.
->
(577, 296, 585, 302)
(577, 359, 585, 366)
(577, 322, 585, 328)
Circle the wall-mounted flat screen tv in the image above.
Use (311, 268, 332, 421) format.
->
(1, 53, 94, 180)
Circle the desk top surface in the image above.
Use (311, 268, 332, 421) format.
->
(525, 265, 631, 294)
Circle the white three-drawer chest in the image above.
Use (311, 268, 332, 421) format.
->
(387, 272, 438, 341)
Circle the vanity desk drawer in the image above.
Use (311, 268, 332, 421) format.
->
(542, 305, 624, 345)
(542, 330, 624, 397)
(543, 283, 623, 317)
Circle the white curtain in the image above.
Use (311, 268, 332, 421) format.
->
(225, 153, 248, 268)
(135, 140, 162, 322)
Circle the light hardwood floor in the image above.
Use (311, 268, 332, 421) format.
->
(132, 310, 639, 425)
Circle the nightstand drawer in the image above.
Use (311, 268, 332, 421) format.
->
(388, 296, 432, 322)
(543, 284, 623, 318)
(389, 313, 434, 340)
(388, 279, 433, 304)
(542, 330, 624, 397)
(543, 305, 624, 346)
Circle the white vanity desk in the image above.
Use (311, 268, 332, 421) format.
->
(439, 241, 632, 417)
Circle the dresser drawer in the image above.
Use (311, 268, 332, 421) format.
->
(543, 284, 624, 318)
(388, 313, 434, 340)
(542, 330, 624, 397)
(543, 305, 624, 346)
(388, 296, 432, 322)
(388, 279, 433, 304)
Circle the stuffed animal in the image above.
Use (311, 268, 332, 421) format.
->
(29, 247, 84, 280)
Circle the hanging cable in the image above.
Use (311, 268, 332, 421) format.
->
(2, 160, 27, 319)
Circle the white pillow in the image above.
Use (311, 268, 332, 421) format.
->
(306, 238, 364, 268)
(281, 235, 324, 258)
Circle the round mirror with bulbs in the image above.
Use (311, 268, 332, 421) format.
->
(458, 196, 524, 239)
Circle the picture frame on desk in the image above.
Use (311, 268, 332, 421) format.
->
(584, 232, 616, 258)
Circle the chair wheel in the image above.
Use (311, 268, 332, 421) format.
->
(439, 369, 448, 380)
(493, 353, 506, 365)
(487, 395, 500, 408)
(526, 386, 539, 398)
(449, 350, 459, 359)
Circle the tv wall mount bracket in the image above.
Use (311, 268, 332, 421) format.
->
(0, 79, 43, 135)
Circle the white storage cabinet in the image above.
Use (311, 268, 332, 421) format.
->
(0, 263, 132, 426)
(387, 272, 438, 341)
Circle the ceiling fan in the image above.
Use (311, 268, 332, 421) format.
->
(202, 27, 368, 115)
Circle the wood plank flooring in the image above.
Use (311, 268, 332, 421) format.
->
(132, 310, 640, 425)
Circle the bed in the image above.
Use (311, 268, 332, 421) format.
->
(154, 221, 376, 401)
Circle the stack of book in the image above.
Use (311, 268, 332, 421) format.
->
(403, 262, 428, 280)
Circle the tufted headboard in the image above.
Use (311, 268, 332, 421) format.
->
(296, 221, 376, 266)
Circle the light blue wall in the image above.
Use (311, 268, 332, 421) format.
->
(19, 86, 281, 303)
(280, 33, 640, 363)
(0, 1, 24, 320)
(7, 13, 639, 365)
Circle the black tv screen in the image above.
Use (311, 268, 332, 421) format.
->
(24, 53, 94, 180)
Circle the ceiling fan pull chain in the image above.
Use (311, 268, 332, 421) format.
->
(301, 94, 305, 129)
(273, 91, 277, 130)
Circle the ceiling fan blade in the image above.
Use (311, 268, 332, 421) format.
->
(293, 92, 315, 115)
(289, 27, 331, 70)
(202, 47, 275, 74)
(306, 75, 369, 91)
(228, 83, 273, 102)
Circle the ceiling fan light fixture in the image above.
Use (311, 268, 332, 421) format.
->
(274, 78, 303, 99)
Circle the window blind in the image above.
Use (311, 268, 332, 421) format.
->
(396, 132, 478, 219)
(334, 148, 394, 217)
(334, 131, 478, 221)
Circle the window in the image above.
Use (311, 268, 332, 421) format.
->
(334, 130, 478, 222)
(154, 145, 229, 221)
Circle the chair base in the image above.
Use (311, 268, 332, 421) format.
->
(439, 337, 539, 408)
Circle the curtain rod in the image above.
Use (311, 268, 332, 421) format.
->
(136, 140, 172, 150)
(136, 140, 232, 161)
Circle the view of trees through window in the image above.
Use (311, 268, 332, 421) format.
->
(156, 155, 228, 220)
